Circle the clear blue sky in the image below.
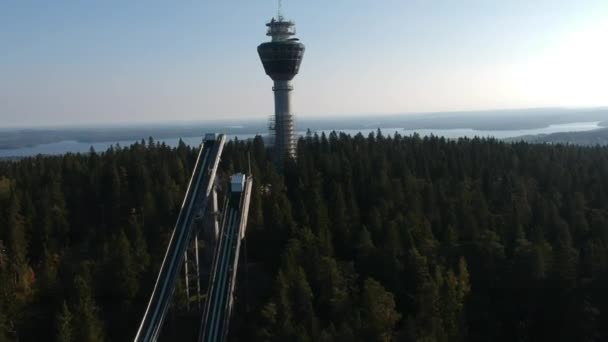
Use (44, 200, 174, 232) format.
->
(1, 0, 607, 127)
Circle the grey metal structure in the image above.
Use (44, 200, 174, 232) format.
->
(134, 134, 254, 342)
(135, 134, 225, 342)
(185, 188, 220, 312)
(183, 231, 202, 311)
(258, 13, 305, 167)
(199, 174, 253, 342)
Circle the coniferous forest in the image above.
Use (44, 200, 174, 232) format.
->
(2, 132, 608, 341)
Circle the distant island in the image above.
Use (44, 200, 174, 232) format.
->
(508, 127, 608, 146)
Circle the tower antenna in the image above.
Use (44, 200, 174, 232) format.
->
(278, 0, 283, 20)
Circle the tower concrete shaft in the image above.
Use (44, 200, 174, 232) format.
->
(258, 16, 305, 166)
(273, 80, 296, 160)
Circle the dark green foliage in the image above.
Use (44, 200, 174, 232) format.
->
(72, 270, 104, 342)
(1, 133, 608, 341)
(0, 141, 191, 341)
(360, 278, 401, 341)
(56, 301, 73, 342)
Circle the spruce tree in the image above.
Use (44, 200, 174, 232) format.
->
(73, 273, 104, 342)
(56, 301, 73, 342)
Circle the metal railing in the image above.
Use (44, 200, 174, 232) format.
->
(134, 134, 225, 342)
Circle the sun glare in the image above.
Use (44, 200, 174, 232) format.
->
(508, 21, 608, 107)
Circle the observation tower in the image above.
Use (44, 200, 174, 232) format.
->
(257, 9, 305, 166)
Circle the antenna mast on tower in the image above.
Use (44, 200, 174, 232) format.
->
(278, 0, 284, 20)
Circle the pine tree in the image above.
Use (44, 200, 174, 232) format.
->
(552, 220, 579, 289)
(0, 240, 11, 342)
(6, 193, 32, 298)
(361, 278, 401, 342)
(409, 249, 445, 342)
(73, 272, 104, 342)
(56, 301, 73, 342)
(126, 211, 150, 277)
(440, 258, 470, 341)
(103, 230, 139, 302)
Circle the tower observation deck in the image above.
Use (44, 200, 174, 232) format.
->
(257, 14, 305, 167)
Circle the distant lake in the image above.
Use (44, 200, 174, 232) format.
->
(0, 121, 601, 158)
(404, 121, 603, 139)
(307, 121, 603, 142)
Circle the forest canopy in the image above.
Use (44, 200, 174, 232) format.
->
(1, 132, 608, 341)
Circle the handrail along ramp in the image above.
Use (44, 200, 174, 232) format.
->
(135, 134, 225, 342)
(199, 174, 253, 342)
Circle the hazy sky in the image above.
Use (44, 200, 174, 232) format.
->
(1, 0, 607, 127)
